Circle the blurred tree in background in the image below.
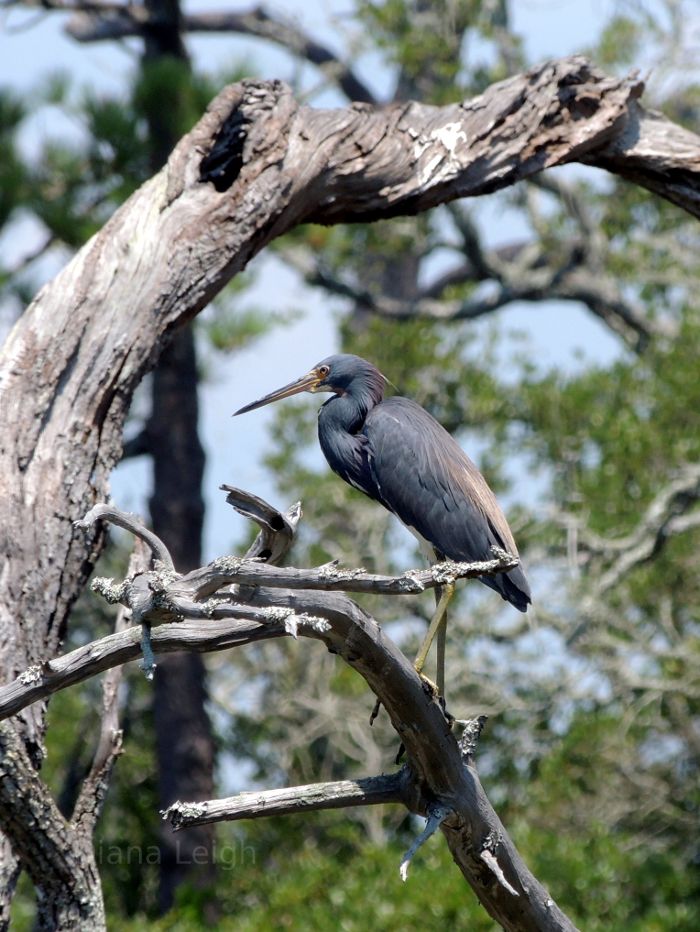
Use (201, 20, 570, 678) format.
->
(1, 0, 699, 928)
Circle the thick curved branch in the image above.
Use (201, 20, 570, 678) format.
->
(591, 107, 700, 218)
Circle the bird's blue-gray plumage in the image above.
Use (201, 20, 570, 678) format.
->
(234, 353, 530, 610)
(314, 354, 531, 612)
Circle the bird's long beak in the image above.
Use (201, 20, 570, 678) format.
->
(233, 369, 322, 415)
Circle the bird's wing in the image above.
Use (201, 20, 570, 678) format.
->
(364, 397, 514, 558)
(364, 397, 530, 609)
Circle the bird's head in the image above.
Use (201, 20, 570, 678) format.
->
(234, 354, 386, 416)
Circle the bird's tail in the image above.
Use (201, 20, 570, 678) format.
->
(481, 564, 531, 613)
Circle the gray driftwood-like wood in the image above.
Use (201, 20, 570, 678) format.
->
(164, 773, 409, 827)
(1, 55, 697, 928)
(176, 550, 519, 600)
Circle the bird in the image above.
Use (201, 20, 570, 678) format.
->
(234, 353, 530, 693)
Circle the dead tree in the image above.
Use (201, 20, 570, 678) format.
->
(1, 55, 700, 928)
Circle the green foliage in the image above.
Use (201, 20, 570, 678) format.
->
(354, 0, 521, 99)
(595, 16, 642, 66)
(0, 89, 26, 229)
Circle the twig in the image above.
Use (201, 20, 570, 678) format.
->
(75, 503, 175, 571)
(400, 803, 450, 881)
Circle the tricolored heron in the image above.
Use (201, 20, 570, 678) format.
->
(234, 354, 530, 693)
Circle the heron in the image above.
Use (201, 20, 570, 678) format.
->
(234, 354, 530, 694)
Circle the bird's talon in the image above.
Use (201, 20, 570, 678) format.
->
(418, 672, 440, 698)
(415, 673, 455, 725)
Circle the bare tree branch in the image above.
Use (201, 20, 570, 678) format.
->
(163, 773, 409, 828)
(74, 496, 517, 598)
(0, 613, 285, 723)
(76, 503, 174, 570)
(174, 551, 517, 600)
(564, 463, 700, 595)
(288, 249, 658, 351)
(224, 484, 301, 565)
(282, 191, 662, 353)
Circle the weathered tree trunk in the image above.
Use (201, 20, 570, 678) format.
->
(1, 57, 699, 924)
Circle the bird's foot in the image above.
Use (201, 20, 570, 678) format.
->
(418, 671, 440, 697)
(417, 672, 455, 726)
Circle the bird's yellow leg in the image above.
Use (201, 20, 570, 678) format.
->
(436, 612, 447, 696)
(414, 581, 455, 692)
(372, 586, 450, 725)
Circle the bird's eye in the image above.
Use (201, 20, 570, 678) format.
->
(318, 365, 330, 378)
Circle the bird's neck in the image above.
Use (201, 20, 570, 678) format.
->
(316, 370, 385, 488)
(317, 393, 374, 494)
(320, 392, 369, 435)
